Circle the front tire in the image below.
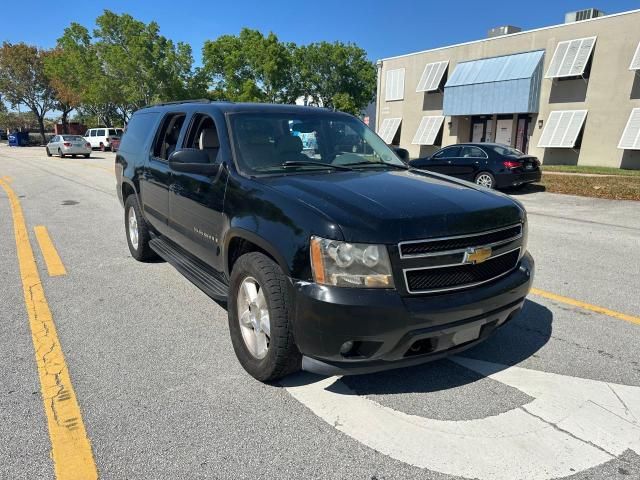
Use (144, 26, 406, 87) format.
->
(228, 252, 301, 382)
(475, 171, 495, 189)
(124, 195, 156, 261)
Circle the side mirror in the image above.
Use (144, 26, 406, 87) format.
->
(169, 149, 219, 175)
(393, 147, 410, 162)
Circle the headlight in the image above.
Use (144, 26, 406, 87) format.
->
(310, 236, 394, 288)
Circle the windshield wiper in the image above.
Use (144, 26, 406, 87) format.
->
(280, 161, 353, 171)
(339, 161, 408, 170)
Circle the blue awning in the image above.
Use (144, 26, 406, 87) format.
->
(443, 50, 545, 116)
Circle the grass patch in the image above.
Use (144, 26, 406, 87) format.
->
(542, 165, 640, 177)
(538, 173, 640, 201)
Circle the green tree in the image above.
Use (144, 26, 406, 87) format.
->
(0, 42, 56, 143)
(202, 28, 294, 103)
(292, 42, 376, 114)
(93, 10, 204, 120)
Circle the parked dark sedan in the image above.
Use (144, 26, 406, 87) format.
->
(409, 143, 541, 189)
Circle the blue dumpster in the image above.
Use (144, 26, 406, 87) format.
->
(8, 132, 29, 147)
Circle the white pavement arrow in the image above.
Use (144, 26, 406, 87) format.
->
(285, 358, 640, 480)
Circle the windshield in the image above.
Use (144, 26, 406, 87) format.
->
(229, 112, 406, 175)
(492, 145, 524, 157)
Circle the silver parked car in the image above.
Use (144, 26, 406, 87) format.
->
(46, 135, 92, 158)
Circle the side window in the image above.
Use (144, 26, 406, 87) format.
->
(434, 147, 460, 159)
(84, 131, 89, 137)
(152, 113, 187, 161)
(118, 112, 160, 154)
(97, 129, 105, 137)
(183, 113, 220, 163)
(90, 130, 96, 137)
(461, 146, 486, 158)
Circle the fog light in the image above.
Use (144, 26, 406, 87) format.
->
(340, 341, 355, 355)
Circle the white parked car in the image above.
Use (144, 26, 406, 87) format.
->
(84, 128, 121, 151)
(46, 135, 92, 158)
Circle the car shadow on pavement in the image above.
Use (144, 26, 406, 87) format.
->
(505, 183, 546, 195)
(282, 299, 553, 394)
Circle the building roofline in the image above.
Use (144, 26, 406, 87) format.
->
(377, 8, 640, 63)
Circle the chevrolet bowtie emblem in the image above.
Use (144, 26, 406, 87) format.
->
(463, 246, 492, 264)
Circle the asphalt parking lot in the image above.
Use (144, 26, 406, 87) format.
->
(1, 144, 639, 480)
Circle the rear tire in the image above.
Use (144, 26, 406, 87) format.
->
(475, 171, 495, 189)
(84, 154, 90, 158)
(228, 252, 301, 382)
(58, 148, 65, 158)
(124, 195, 156, 262)
(72, 154, 77, 158)
(46, 147, 52, 157)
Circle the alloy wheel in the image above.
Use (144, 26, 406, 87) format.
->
(128, 207, 139, 250)
(476, 174, 493, 188)
(237, 276, 271, 359)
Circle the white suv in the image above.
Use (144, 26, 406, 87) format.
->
(84, 128, 122, 151)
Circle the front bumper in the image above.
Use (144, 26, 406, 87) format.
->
(290, 252, 534, 375)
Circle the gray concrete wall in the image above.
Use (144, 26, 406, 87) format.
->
(377, 10, 640, 168)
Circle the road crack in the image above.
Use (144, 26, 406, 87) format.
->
(520, 405, 617, 458)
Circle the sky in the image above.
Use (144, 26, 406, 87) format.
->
(2, 0, 640, 62)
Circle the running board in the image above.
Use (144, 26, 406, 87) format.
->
(149, 236, 228, 301)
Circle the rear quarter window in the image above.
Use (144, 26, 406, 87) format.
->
(119, 112, 161, 153)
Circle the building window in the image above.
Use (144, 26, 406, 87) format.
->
(416, 61, 448, 92)
(618, 108, 640, 150)
(545, 36, 597, 79)
(377, 118, 402, 144)
(385, 68, 405, 101)
(411, 116, 444, 145)
(537, 110, 588, 148)
(630, 41, 640, 71)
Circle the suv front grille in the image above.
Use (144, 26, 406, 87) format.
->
(400, 224, 522, 258)
(404, 248, 520, 294)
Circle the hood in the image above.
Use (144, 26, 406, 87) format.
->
(257, 169, 524, 243)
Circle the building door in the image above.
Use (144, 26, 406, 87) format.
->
(515, 115, 531, 153)
(495, 119, 513, 145)
(472, 123, 484, 142)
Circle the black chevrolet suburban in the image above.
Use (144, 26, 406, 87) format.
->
(115, 100, 534, 382)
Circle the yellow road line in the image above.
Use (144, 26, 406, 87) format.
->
(0, 178, 98, 479)
(34, 226, 67, 277)
(531, 288, 640, 326)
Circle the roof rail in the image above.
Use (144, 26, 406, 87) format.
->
(148, 99, 212, 108)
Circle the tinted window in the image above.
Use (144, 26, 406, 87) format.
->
(108, 129, 117, 136)
(492, 145, 524, 157)
(434, 146, 460, 159)
(90, 130, 97, 137)
(152, 113, 186, 160)
(97, 129, 105, 136)
(460, 146, 487, 158)
(118, 112, 161, 153)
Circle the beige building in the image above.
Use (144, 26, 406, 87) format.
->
(375, 8, 640, 169)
